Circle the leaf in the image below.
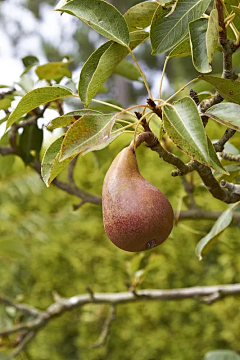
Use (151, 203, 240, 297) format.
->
(41, 135, 75, 186)
(17, 74, 34, 93)
(35, 61, 72, 81)
(196, 205, 234, 260)
(207, 137, 229, 175)
(124, 1, 159, 31)
(168, 37, 191, 58)
(0, 114, 9, 126)
(0, 98, 12, 110)
(0, 133, 15, 177)
(150, 0, 211, 54)
(47, 109, 102, 131)
(163, 97, 209, 163)
(189, 18, 211, 73)
(19, 124, 43, 164)
(79, 30, 149, 106)
(55, 0, 129, 47)
(205, 350, 240, 360)
(231, 6, 240, 19)
(6, 86, 73, 129)
(206, 9, 219, 65)
(21, 55, 39, 75)
(199, 76, 240, 104)
(60, 114, 115, 160)
(205, 102, 240, 131)
(0, 240, 28, 259)
(113, 60, 142, 82)
(22, 55, 39, 68)
(81, 123, 123, 156)
(163, 114, 228, 174)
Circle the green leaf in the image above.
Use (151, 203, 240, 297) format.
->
(228, 1, 240, 39)
(205, 102, 240, 131)
(163, 97, 209, 163)
(17, 74, 34, 93)
(6, 86, 73, 129)
(79, 30, 149, 106)
(124, 1, 159, 31)
(196, 205, 234, 260)
(81, 123, 123, 156)
(206, 9, 219, 65)
(163, 114, 227, 174)
(47, 109, 102, 131)
(35, 61, 72, 81)
(168, 37, 191, 58)
(189, 18, 211, 73)
(199, 76, 240, 104)
(22, 55, 39, 68)
(55, 0, 130, 47)
(60, 114, 114, 160)
(19, 124, 43, 164)
(113, 60, 142, 82)
(0, 98, 12, 110)
(0, 240, 28, 259)
(150, 0, 211, 54)
(0, 114, 9, 126)
(78, 41, 112, 105)
(205, 350, 240, 360)
(0, 133, 15, 177)
(21, 55, 39, 75)
(41, 135, 75, 187)
(207, 137, 229, 175)
(232, 5, 240, 19)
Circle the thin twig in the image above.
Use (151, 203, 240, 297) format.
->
(10, 331, 36, 358)
(92, 305, 116, 348)
(68, 157, 78, 185)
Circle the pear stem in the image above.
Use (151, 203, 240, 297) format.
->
(129, 132, 159, 152)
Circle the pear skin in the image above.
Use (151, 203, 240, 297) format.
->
(102, 146, 174, 252)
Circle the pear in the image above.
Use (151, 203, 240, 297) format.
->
(102, 145, 174, 252)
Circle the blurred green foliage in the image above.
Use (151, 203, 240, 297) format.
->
(1, 132, 240, 359)
(1, 0, 240, 358)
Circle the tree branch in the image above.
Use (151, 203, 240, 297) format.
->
(214, 129, 236, 153)
(133, 129, 240, 204)
(0, 296, 41, 317)
(220, 180, 240, 195)
(1, 283, 240, 356)
(221, 152, 240, 162)
(176, 209, 240, 223)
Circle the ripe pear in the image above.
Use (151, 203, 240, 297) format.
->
(102, 145, 174, 252)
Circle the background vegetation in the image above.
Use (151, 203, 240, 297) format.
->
(1, 0, 240, 359)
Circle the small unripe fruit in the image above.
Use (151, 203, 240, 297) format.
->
(102, 145, 174, 252)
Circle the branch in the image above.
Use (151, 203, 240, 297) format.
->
(68, 157, 78, 185)
(53, 178, 102, 206)
(133, 130, 240, 204)
(214, 129, 236, 153)
(220, 180, 240, 195)
(176, 209, 240, 223)
(0, 296, 41, 317)
(221, 152, 240, 162)
(1, 283, 240, 356)
(92, 305, 116, 348)
(31, 160, 102, 207)
(215, 0, 238, 80)
(0, 146, 15, 155)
